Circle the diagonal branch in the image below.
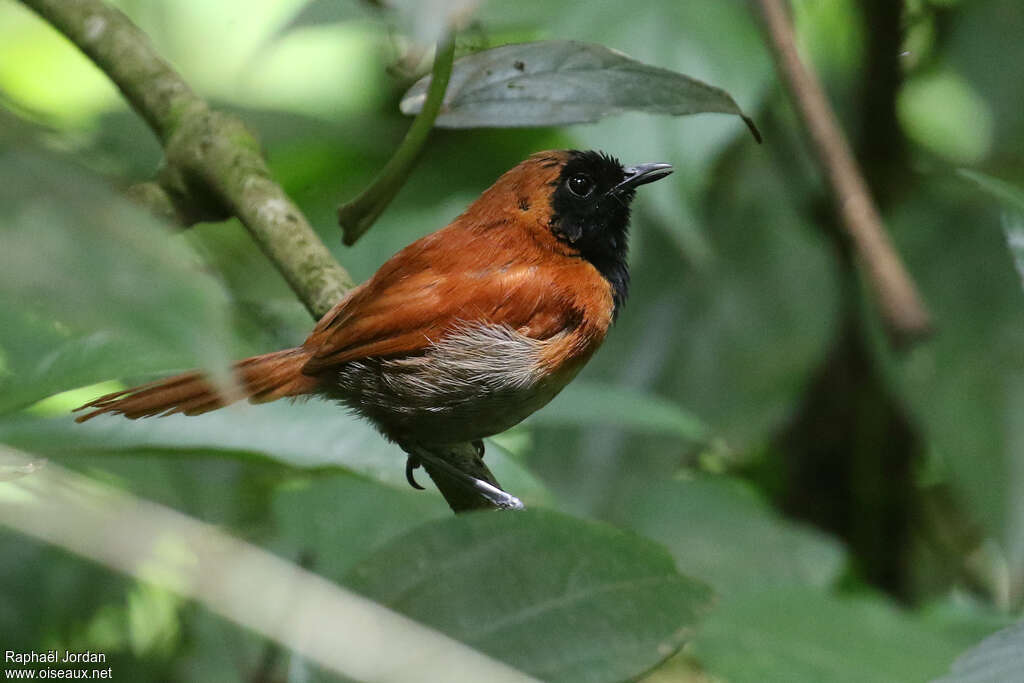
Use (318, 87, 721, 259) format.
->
(754, 0, 933, 347)
(19, 0, 509, 513)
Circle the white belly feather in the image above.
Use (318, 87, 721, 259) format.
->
(333, 322, 576, 444)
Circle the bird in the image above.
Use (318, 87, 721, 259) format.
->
(74, 150, 673, 507)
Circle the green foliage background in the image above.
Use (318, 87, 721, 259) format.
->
(2, 0, 1024, 680)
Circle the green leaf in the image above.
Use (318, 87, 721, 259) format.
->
(0, 401, 550, 503)
(695, 588, 970, 683)
(935, 620, 1024, 683)
(344, 509, 712, 683)
(401, 40, 759, 138)
(611, 478, 846, 595)
(529, 380, 710, 443)
(0, 148, 239, 414)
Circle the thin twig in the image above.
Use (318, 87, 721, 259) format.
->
(19, 0, 507, 513)
(339, 38, 456, 245)
(754, 0, 933, 347)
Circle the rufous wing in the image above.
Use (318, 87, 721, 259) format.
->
(299, 227, 589, 375)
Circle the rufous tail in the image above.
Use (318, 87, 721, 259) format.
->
(73, 347, 317, 422)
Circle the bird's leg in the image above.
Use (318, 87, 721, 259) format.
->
(404, 443, 524, 511)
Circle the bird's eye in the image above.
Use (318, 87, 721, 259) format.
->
(567, 173, 595, 198)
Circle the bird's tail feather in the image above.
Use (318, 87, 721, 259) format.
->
(73, 347, 316, 422)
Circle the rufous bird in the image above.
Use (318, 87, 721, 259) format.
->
(75, 150, 673, 508)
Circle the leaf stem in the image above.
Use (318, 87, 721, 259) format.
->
(338, 38, 456, 246)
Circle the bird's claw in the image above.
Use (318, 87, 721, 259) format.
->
(405, 453, 425, 490)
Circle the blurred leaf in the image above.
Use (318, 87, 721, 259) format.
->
(934, 620, 1024, 683)
(388, 0, 482, 46)
(282, 0, 376, 31)
(344, 509, 712, 683)
(899, 69, 994, 164)
(0, 401, 550, 503)
(870, 186, 1024, 585)
(401, 40, 758, 137)
(611, 478, 846, 595)
(273, 474, 449, 577)
(282, 0, 479, 47)
(529, 380, 710, 443)
(695, 588, 972, 683)
(0, 148, 239, 414)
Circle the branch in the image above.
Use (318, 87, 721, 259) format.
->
(338, 38, 456, 245)
(754, 0, 933, 347)
(21, 0, 509, 513)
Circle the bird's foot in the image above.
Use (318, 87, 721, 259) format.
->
(402, 443, 524, 510)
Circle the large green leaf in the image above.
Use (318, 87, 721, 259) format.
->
(694, 588, 973, 683)
(0, 401, 550, 503)
(610, 478, 846, 595)
(935, 620, 1024, 683)
(401, 40, 757, 137)
(0, 148, 240, 414)
(344, 509, 712, 683)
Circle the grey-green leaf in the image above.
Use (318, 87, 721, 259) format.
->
(934, 620, 1024, 683)
(400, 40, 760, 139)
(344, 509, 712, 683)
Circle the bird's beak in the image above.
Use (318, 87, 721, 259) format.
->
(610, 162, 674, 195)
